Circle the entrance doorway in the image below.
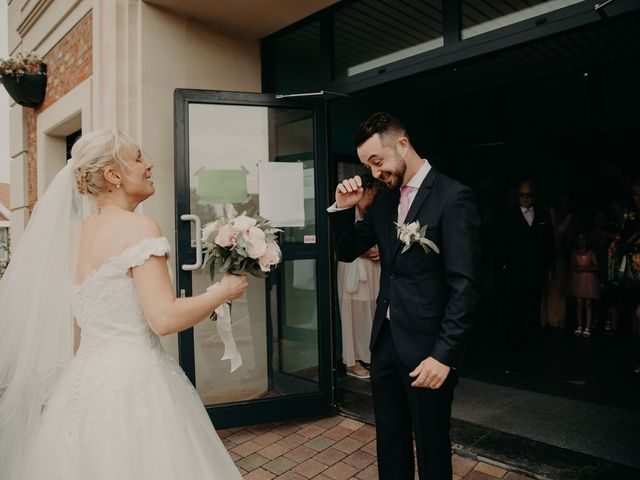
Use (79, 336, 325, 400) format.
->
(328, 12, 640, 470)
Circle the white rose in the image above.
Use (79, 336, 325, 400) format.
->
(231, 214, 257, 233)
(215, 223, 236, 247)
(399, 230, 412, 245)
(406, 222, 419, 235)
(202, 220, 220, 241)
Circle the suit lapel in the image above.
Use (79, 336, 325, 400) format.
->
(389, 168, 438, 265)
(386, 188, 400, 254)
(519, 208, 532, 228)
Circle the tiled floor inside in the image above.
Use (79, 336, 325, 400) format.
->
(219, 414, 535, 480)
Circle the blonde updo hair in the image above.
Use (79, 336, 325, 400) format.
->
(71, 129, 138, 195)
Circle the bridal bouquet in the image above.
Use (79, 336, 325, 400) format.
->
(202, 212, 282, 318)
(201, 212, 282, 373)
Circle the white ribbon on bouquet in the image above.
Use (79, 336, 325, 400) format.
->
(207, 283, 243, 372)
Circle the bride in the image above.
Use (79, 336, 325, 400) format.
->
(0, 129, 247, 479)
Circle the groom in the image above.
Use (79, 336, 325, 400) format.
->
(329, 112, 480, 479)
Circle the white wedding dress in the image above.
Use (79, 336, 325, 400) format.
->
(14, 237, 242, 479)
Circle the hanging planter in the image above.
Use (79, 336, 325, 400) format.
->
(0, 52, 47, 109)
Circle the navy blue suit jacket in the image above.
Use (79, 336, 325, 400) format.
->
(331, 168, 481, 369)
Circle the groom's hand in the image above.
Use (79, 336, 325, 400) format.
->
(409, 356, 451, 389)
(335, 175, 364, 209)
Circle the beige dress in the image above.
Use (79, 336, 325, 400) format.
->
(337, 211, 381, 367)
(543, 210, 572, 328)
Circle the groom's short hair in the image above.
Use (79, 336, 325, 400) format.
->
(355, 112, 408, 147)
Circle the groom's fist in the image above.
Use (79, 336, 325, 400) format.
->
(335, 175, 364, 209)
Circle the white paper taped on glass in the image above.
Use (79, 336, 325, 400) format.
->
(258, 162, 305, 227)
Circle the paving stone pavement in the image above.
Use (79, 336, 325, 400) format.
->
(217, 414, 536, 480)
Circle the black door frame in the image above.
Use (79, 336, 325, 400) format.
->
(174, 89, 334, 428)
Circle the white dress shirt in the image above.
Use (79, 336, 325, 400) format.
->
(521, 206, 534, 226)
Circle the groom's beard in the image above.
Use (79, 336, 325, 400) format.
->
(381, 156, 407, 191)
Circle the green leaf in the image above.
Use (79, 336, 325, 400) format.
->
(423, 238, 440, 254)
(236, 235, 248, 249)
(401, 243, 411, 254)
(209, 262, 217, 281)
(202, 251, 211, 271)
(251, 269, 267, 278)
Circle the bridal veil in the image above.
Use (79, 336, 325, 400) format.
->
(0, 160, 86, 477)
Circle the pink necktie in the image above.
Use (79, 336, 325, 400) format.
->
(388, 186, 412, 320)
(398, 186, 411, 225)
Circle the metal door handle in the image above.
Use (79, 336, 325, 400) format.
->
(180, 214, 202, 271)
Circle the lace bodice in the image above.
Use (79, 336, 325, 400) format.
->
(72, 237, 171, 352)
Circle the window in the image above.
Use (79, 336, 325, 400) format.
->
(461, 0, 583, 39)
(334, 0, 443, 78)
(272, 21, 323, 94)
(66, 129, 82, 161)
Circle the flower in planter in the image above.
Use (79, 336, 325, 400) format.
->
(0, 52, 45, 81)
(0, 52, 47, 108)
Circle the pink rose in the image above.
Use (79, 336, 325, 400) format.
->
(215, 223, 236, 247)
(246, 226, 267, 259)
(259, 242, 281, 272)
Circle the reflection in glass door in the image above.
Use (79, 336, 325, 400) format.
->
(174, 91, 332, 427)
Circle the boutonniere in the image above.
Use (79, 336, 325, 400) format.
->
(395, 221, 440, 255)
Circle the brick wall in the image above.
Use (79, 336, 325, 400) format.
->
(26, 109, 36, 209)
(26, 12, 93, 210)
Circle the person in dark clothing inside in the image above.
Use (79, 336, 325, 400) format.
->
(609, 180, 640, 356)
(500, 180, 555, 355)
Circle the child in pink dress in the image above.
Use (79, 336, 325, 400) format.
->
(568, 233, 600, 337)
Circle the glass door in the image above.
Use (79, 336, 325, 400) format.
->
(174, 90, 333, 428)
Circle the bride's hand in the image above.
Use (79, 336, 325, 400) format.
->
(220, 272, 248, 301)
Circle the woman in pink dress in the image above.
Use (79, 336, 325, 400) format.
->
(568, 232, 600, 337)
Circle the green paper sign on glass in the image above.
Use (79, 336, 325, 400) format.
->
(198, 169, 248, 205)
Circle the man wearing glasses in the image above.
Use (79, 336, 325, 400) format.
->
(501, 180, 555, 358)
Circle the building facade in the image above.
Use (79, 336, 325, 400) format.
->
(5, 0, 640, 474)
(0, 183, 9, 275)
(5, 0, 339, 429)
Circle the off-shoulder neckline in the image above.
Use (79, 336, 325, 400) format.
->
(74, 236, 169, 289)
